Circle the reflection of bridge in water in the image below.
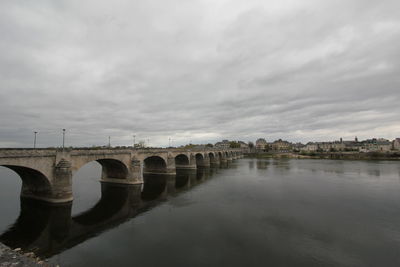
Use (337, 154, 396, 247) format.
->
(0, 165, 230, 258)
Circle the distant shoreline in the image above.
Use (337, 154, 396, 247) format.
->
(245, 152, 400, 161)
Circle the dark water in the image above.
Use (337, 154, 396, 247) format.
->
(1, 159, 400, 267)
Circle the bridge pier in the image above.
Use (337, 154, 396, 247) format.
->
(51, 159, 74, 203)
(19, 159, 73, 204)
(166, 155, 177, 175)
(210, 156, 219, 165)
(197, 154, 211, 167)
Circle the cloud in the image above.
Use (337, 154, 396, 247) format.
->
(0, 0, 399, 147)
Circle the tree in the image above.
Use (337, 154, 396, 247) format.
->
(248, 142, 254, 149)
(184, 143, 196, 149)
(229, 141, 240, 148)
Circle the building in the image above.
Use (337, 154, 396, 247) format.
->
(255, 138, 268, 151)
(302, 141, 345, 152)
(292, 142, 305, 151)
(342, 136, 361, 151)
(215, 140, 230, 149)
(303, 142, 318, 152)
(238, 141, 249, 149)
(359, 138, 392, 152)
(271, 139, 292, 152)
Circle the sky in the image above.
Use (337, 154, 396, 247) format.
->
(0, 0, 399, 148)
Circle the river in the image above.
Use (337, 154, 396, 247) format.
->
(0, 158, 400, 267)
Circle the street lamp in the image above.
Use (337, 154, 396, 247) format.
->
(108, 136, 111, 148)
(33, 131, 37, 149)
(133, 135, 136, 148)
(62, 129, 66, 150)
(169, 138, 171, 147)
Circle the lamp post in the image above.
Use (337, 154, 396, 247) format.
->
(133, 135, 136, 148)
(62, 129, 66, 150)
(169, 138, 171, 147)
(33, 131, 37, 149)
(108, 136, 111, 148)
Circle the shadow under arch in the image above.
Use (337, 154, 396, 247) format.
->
(195, 153, 204, 166)
(1, 165, 52, 201)
(94, 159, 129, 180)
(208, 152, 216, 165)
(175, 154, 190, 169)
(143, 156, 167, 174)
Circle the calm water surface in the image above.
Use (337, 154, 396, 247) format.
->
(1, 158, 400, 267)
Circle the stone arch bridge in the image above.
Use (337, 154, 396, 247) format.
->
(0, 148, 243, 203)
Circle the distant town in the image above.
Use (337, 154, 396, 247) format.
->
(172, 137, 400, 154)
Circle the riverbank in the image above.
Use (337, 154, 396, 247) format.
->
(245, 151, 400, 160)
(0, 244, 55, 267)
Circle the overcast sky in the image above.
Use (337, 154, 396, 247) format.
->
(0, 0, 399, 147)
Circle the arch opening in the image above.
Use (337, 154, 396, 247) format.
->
(96, 159, 129, 180)
(144, 156, 167, 174)
(1, 165, 52, 201)
(208, 153, 216, 164)
(195, 153, 204, 166)
(175, 154, 190, 168)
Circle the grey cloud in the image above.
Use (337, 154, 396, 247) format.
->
(0, 0, 399, 147)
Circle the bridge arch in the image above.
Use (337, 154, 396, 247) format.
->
(71, 157, 130, 180)
(0, 165, 52, 201)
(208, 152, 216, 164)
(143, 156, 167, 174)
(96, 159, 129, 180)
(175, 154, 190, 168)
(218, 152, 224, 161)
(195, 153, 204, 166)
